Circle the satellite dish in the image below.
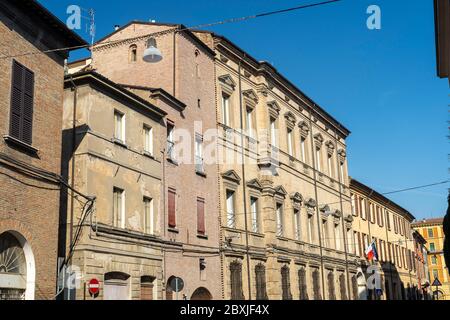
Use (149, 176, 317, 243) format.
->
(143, 37, 163, 63)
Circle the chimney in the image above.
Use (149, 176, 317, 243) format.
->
(114, 25, 120, 31)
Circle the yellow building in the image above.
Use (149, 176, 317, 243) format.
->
(412, 218, 450, 300)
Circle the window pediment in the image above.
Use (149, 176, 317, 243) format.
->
(305, 198, 317, 208)
(314, 133, 324, 144)
(242, 89, 259, 104)
(267, 101, 281, 117)
(338, 149, 347, 159)
(247, 178, 263, 191)
(274, 185, 288, 197)
(284, 111, 296, 128)
(290, 192, 303, 204)
(222, 170, 241, 184)
(320, 205, 331, 214)
(218, 74, 236, 90)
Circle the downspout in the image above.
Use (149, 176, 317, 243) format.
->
(68, 76, 77, 255)
(307, 107, 326, 300)
(238, 53, 252, 300)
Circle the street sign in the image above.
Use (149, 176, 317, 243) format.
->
(170, 277, 184, 293)
(88, 278, 100, 296)
(432, 278, 442, 287)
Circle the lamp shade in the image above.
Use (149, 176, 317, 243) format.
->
(143, 38, 163, 63)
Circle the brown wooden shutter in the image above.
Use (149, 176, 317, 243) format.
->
(168, 189, 176, 228)
(197, 198, 205, 235)
(354, 195, 359, 217)
(10, 61, 34, 145)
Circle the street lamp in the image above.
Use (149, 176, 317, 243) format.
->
(143, 37, 163, 63)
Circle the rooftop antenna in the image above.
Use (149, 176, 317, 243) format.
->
(88, 9, 96, 62)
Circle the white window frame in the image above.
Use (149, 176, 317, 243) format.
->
(250, 197, 259, 233)
(144, 125, 153, 156)
(114, 110, 126, 143)
(315, 147, 322, 171)
(226, 190, 236, 228)
(294, 209, 300, 241)
(144, 197, 154, 235)
(222, 93, 231, 126)
(270, 117, 277, 148)
(113, 187, 125, 229)
(287, 128, 294, 157)
(276, 203, 283, 237)
(300, 137, 306, 163)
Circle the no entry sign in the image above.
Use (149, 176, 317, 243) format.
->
(88, 278, 100, 296)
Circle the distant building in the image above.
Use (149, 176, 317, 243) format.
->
(0, 0, 86, 300)
(412, 218, 450, 300)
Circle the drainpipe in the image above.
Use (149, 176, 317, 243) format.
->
(68, 76, 78, 257)
(307, 107, 326, 300)
(238, 53, 252, 300)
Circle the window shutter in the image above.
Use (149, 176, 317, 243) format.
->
(354, 195, 359, 216)
(197, 198, 205, 235)
(10, 61, 34, 145)
(168, 189, 176, 228)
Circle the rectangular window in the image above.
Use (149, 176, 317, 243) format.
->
(113, 187, 125, 228)
(335, 224, 341, 251)
(195, 134, 204, 174)
(222, 93, 231, 126)
(351, 194, 357, 217)
(308, 215, 314, 243)
(347, 229, 354, 253)
(369, 202, 375, 224)
(168, 188, 176, 228)
(360, 198, 366, 220)
(9, 60, 34, 145)
(339, 162, 345, 184)
(167, 123, 175, 161)
(246, 107, 255, 138)
(226, 190, 236, 228)
(276, 203, 283, 237)
(294, 209, 300, 241)
(431, 255, 437, 265)
(430, 242, 435, 252)
(143, 125, 153, 156)
(322, 221, 329, 247)
(197, 198, 206, 235)
(432, 270, 439, 280)
(315, 147, 322, 171)
(287, 128, 294, 156)
(327, 154, 334, 178)
(250, 197, 259, 233)
(270, 117, 277, 147)
(428, 228, 434, 238)
(300, 137, 307, 163)
(386, 210, 391, 230)
(143, 197, 154, 235)
(114, 110, 125, 143)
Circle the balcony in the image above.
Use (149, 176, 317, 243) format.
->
(195, 156, 206, 176)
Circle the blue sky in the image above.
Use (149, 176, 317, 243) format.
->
(41, 0, 449, 220)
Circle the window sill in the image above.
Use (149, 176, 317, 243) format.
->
(143, 151, 155, 159)
(112, 138, 128, 149)
(167, 158, 178, 166)
(196, 170, 207, 178)
(168, 227, 179, 234)
(197, 234, 208, 240)
(3, 135, 39, 155)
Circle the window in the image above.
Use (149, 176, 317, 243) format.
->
(104, 272, 131, 300)
(197, 198, 206, 235)
(129, 45, 137, 62)
(386, 210, 391, 230)
(143, 125, 153, 156)
(339, 274, 347, 300)
(339, 162, 345, 184)
(432, 270, 439, 280)
(312, 269, 322, 300)
(351, 194, 357, 216)
(195, 134, 204, 174)
(226, 190, 236, 228)
(294, 209, 301, 241)
(270, 117, 277, 147)
(429, 243, 436, 252)
(347, 229, 354, 253)
(143, 197, 154, 235)
(230, 261, 244, 300)
(298, 268, 308, 300)
(315, 147, 322, 171)
(113, 188, 125, 228)
(369, 202, 375, 223)
(428, 228, 434, 238)
(9, 60, 34, 145)
(281, 266, 292, 300)
(352, 275, 358, 300)
(167, 123, 175, 161)
(355, 231, 361, 256)
(221, 93, 231, 126)
(322, 220, 329, 247)
(360, 198, 366, 220)
(287, 128, 294, 156)
(328, 272, 336, 300)
(300, 137, 307, 163)
(327, 154, 334, 178)
(168, 188, 176, 228)
(140, 276, 155, 300)
(250, 197, 259, 233)
(255, 264, 268, 300)
(308, 215, 315, 243)
(276, 203, 283, 237)
(246, 107, 255, 138)
(335, 224, 341, 251)
(114, 110, 125, 143)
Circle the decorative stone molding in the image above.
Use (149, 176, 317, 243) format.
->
(219, 54, 229, 63)
(325, 140, 335, 156)
(285, 95, 290, 102)
(267, 101, 281, 118)
(338, 149, 347, 163)
(274, 185, 288, 198)
(290, 192, 303, 209)
(333, 209, 342, 224)
(306, 198, 317, 208)
(242, 89, 259, 105)
(257, 86, 269, 97)
(298, 120, 310, 138)
(314, 133, 324, 147)
(221, 170, 241, 184)
(247, 178, 263, 191)
(243, 70, 252, 78)
(218, 74, 236, 91)
(284, 111, 296, 130)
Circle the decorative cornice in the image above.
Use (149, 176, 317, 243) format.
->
(267, 101, 281, 116)
(290, 192, 304, 203)
(221, 170, 241, 184)
(218, 74, 236, 90)
(274, 185, 288, 198)
(247, 178, 263, 191)
(242, 89, 259, 104)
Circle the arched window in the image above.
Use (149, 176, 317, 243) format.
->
(0, 232, 27, 300)
(230, 261, 244, 300)
(312, 269, 322, 300)
(281, 265, 292, 300)
(255, 264, 268, 300)
(339, 274, 347, 300)
(166, 276, 175, 300)
(298, 268, 308, 300)
(129, 44, 137, 63)
(327, 271, 336, 300)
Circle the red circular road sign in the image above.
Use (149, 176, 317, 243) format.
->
(88, 278, 100, 295)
